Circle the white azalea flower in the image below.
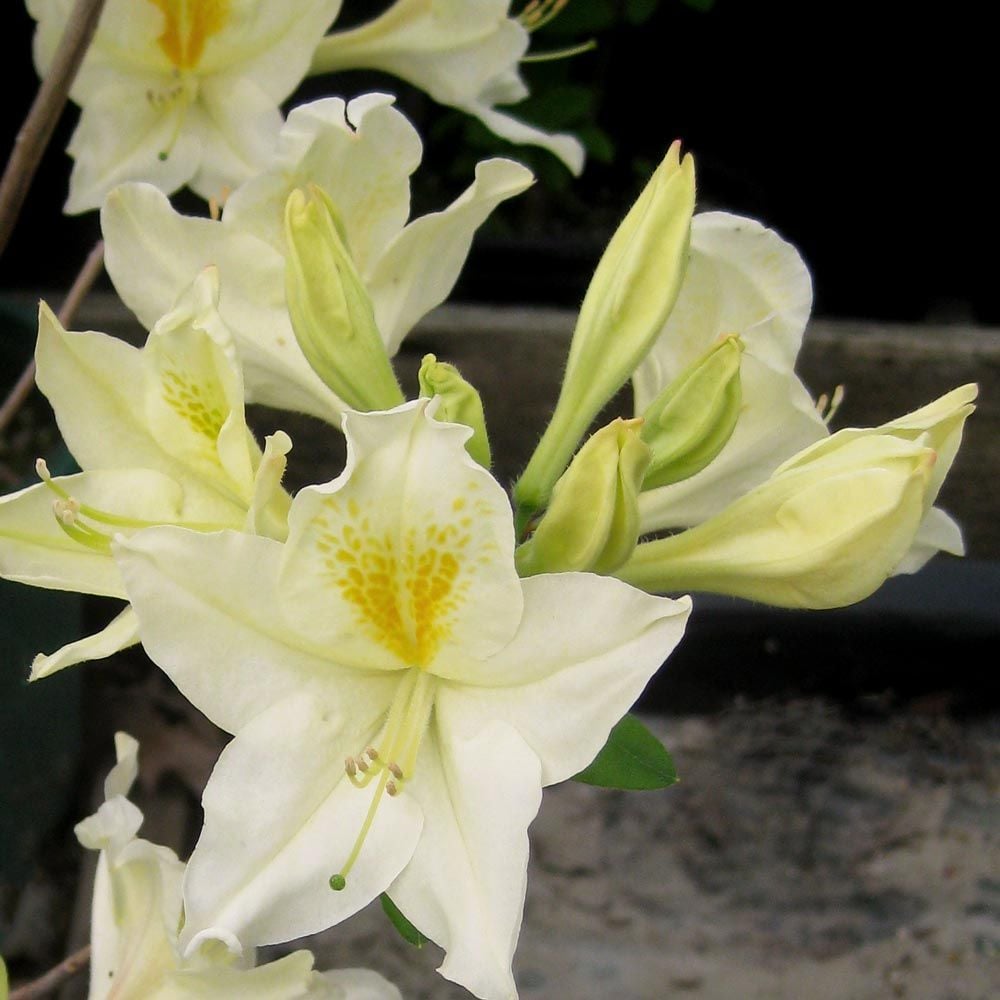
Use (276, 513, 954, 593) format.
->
(26, 0, 343, 212)
(310, 0, 585, 174)
(101, 94, 534, 423)
(631, 212, 971, 575)
(632, 211, 828, 534)
(114, 400, 690, 1000)
(0, 269, 291, 677)
(77, 733, 402, 1000)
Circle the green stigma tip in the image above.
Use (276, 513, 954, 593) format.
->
(329, 874, 347, 891)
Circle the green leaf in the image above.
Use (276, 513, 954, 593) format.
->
(573, 714, 678, 790)
(380, 893, 428, 948)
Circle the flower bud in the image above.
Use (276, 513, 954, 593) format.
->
(640, 335, 743, 489)
(284, 185, 404, 413)
(516, 418, 651, 576)
(418, 354, 491, 468)
(513, 142, 696, 531)
(785, 383, 976, 511)
(617, 433, 938, 609)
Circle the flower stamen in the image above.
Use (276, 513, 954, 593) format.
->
(36, 457, 231, 551)
(330, 669, 435, 890)
(518, 0, 571, 31)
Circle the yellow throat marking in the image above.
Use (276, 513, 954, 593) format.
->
(316, 497, 475, 668)
(161, 369, 226, 441)
(149, 0, 231, 70)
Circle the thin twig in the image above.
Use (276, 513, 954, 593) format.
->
(8, 944, 91, 1000)
(0, 0, 107, 257)
(0, 239, 104, 435)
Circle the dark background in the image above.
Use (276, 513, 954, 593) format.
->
(0, 0, 991, 321)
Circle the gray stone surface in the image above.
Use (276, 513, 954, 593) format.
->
(294, 702, 998, 999)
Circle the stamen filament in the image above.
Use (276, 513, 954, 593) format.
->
(36, 457, 232, 537)
(156, 76, 197, 162)
(522, 39, 597, 63)
(331, 669, 437, 890)
(330, 767, 392, 890)
(519, 0, 571, 31)
(55, 513, 113, 553)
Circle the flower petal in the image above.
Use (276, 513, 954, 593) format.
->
(367, 158, 535, 355)
(102, 183, 345, 423)
(153, 950, 318, 999)
(34, 298, 251, 525)
(388, 719, 541, 1000)
(459, 98, 585, 177)
(114, 527, 393, 733)
(222, 95, 421, 272)
(438, 573, 691, 785)
(892, 505, 965, 575)
(280, 402, 523, 670)
(30, 606, 140, 680)
(312, 967, 403, 1000)
(634, 211, 826, 529)
(187, 76, 284, 201)
(62, 79, 202, 213)
(179, 693, 422, 952)
(0, 469, 184, 597)
(638, 349, 826, 531)
(196, 0, 343, 99)
(95, 840, 185, 999)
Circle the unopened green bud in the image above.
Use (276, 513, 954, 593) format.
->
(418, 354, 491, 468)
(514, 142, 696, 528)
(284, 185, 404, 413)
(516, 418, 651, 576)
(641, 335, 743, 489)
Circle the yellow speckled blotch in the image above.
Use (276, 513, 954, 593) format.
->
(314, 498, 473, 668)
(149, 0, 231, 70)
(160, 368, 226, 441)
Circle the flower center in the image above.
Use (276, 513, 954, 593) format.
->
(330, 668, 436, 891)
(148, 0, 231, 71)
(316, 498, 473, 668)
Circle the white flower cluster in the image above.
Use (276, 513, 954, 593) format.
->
(0, 3, 975, 998)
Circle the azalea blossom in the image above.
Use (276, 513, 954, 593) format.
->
(77, 732, 402, 999)
(631, 211, 829, 534)
(0, 269, 291, 677)
(309, 0, 585, 174)
(26, 0, 343, 212)
(114, 400, 691, 1000)
(630, 212, 971, 574)
(101, 94, 533, 423)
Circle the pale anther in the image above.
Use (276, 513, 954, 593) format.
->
(54, 498, 80, 525)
